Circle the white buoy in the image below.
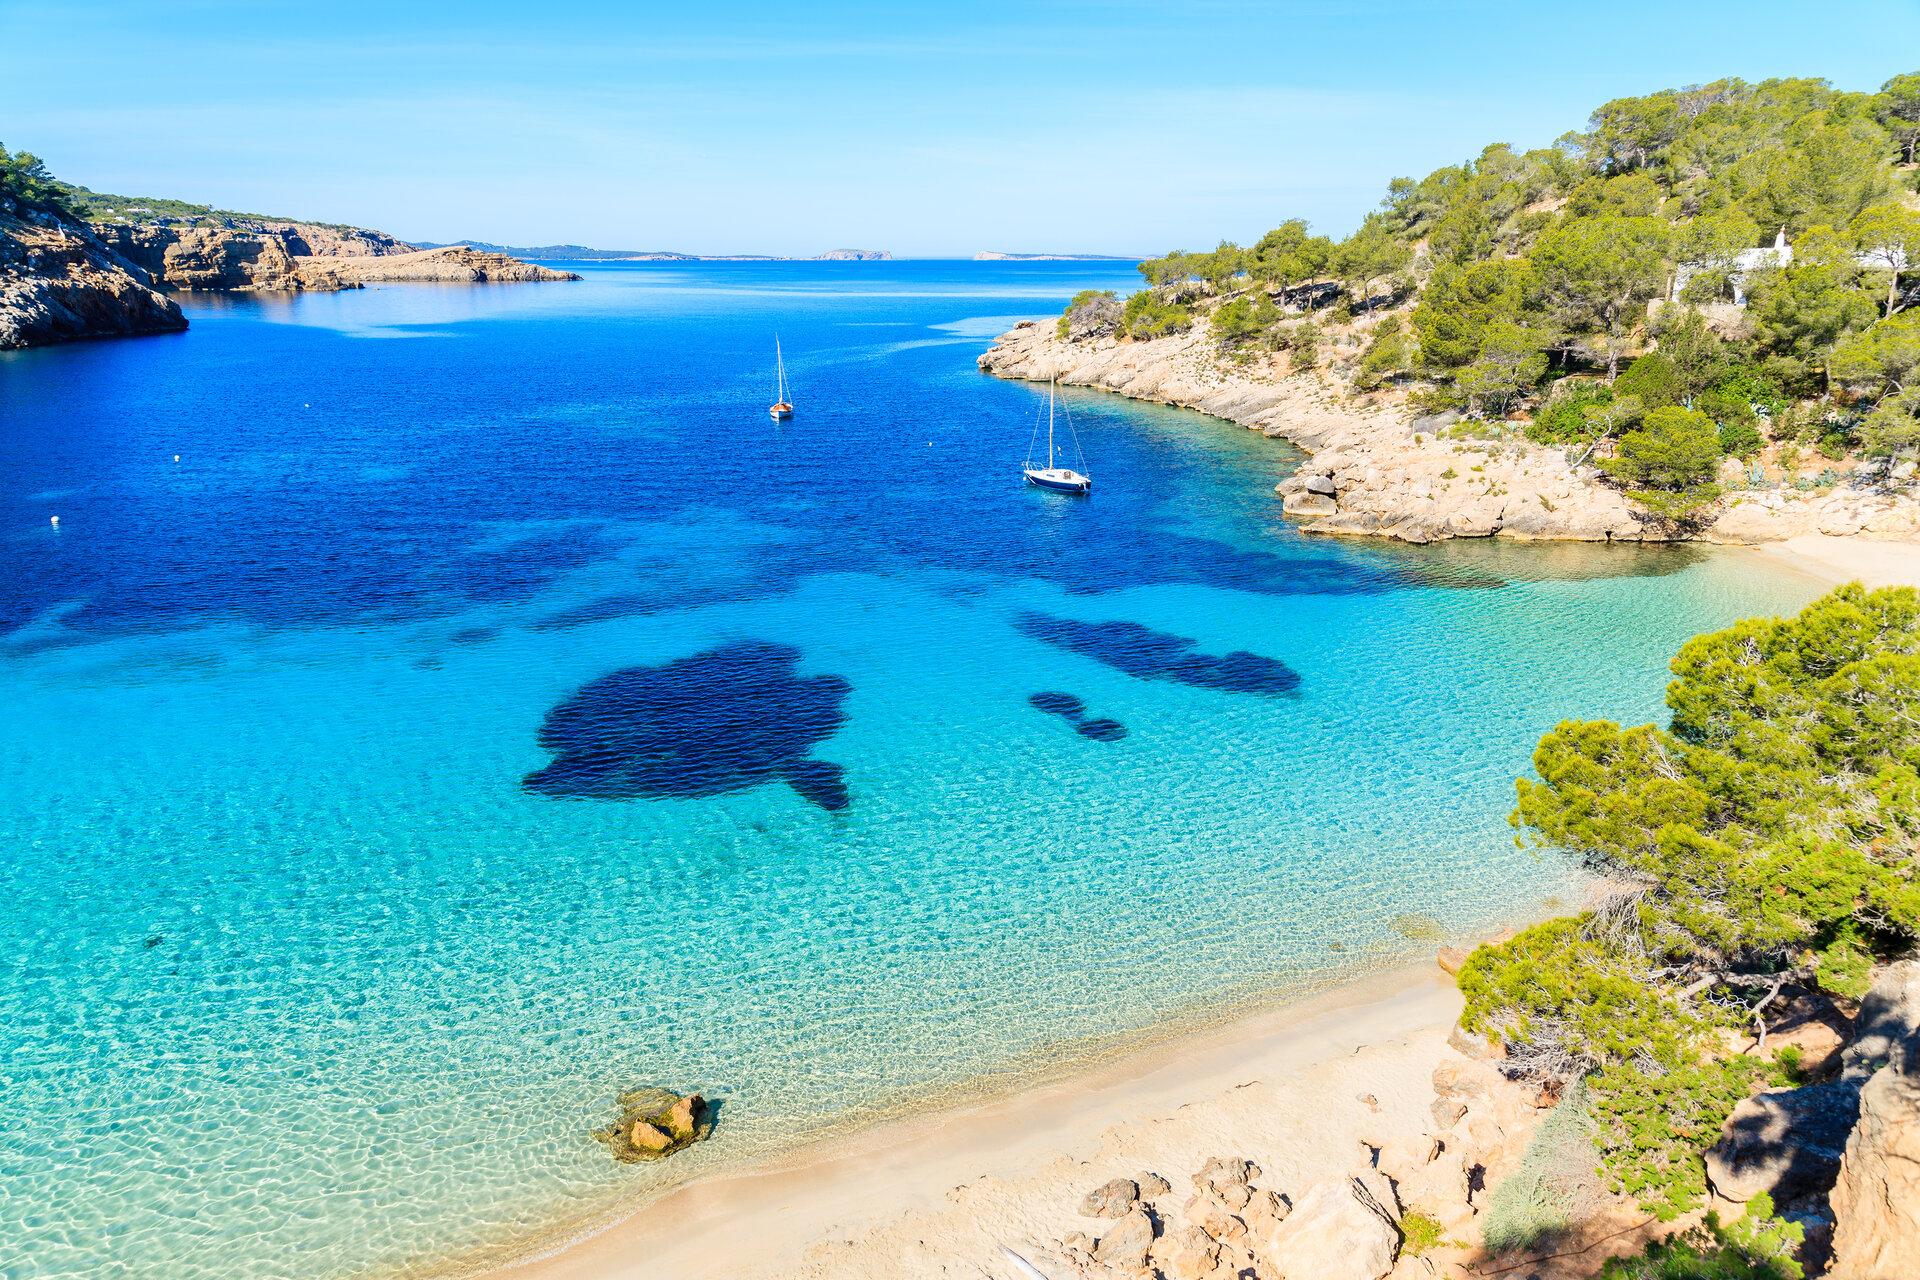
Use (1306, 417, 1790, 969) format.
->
(173, 454, 180, 463)
(50, 515, 59, 527)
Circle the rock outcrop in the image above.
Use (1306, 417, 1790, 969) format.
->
(1706, 1080, 1861, 1204)
(589, 1087, 711, 1163)
(1262, 1172, 1402, 1280)
(0, 200, 186, 349)
(1828, 961, 1920, 1279)
(979, 319, 1920, 547)
(98, 222, 578, 293)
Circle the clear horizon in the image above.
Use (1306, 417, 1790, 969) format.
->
(5, 0, 1919, 256)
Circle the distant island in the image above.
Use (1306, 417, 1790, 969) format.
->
(419, 241, 893, 262)
(974, 251, 1141, 261)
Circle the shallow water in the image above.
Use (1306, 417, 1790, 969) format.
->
(0, 261, 1820, 1278)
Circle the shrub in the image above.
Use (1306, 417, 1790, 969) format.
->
(1717, 419, 1765, 459)
(1597, 1194, 1804, 1279)
(1607, 406, 1723, 491)
(1479, 1083, 1605, 1254)
(1528, 380, 1615, 443)
(1589, 1055, 1771, 1219)
(1614, 352, 1684, 410)
(1058, 290, 1121, 341)
(1120, 290, 1193, 340)
(1355, 317, 1416, 389)
(1211, 293, 1280, 352)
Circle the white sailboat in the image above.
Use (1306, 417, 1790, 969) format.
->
(769, 337, 794, 419)
(1023, 377, 1090, 494)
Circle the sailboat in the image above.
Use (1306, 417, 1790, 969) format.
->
(769, 337, 794, 419)
(1023, 377, 1091, 494)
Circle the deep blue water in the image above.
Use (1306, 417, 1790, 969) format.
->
(0, 261, 1819, 1278)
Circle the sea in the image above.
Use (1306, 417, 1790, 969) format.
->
(0, 260, 1821, 1278)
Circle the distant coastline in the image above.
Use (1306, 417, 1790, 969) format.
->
(420, 242, 895, 262)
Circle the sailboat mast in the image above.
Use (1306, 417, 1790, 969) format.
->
(775, 336, 784, 402)
(1047, 378, 1057, 468)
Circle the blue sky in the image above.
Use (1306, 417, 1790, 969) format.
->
(5, 1, 1918, 255)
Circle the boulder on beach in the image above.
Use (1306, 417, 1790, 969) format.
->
(591, 1087, 712, 1163)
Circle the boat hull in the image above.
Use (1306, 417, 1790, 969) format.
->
(769, 404, 793, 420)
(1024, 471, 1091, 495)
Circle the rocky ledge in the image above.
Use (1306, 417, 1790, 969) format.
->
(1, 201, 186, 349)
(99, 223, 580, 293)
(979, 321, 1920, 547)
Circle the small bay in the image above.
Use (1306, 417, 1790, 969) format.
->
(0, 261, 1820, 1279)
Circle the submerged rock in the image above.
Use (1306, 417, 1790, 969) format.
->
(592, 1087, 711, 1163)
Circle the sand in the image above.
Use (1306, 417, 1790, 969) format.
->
(1745, 533, 1920, 590)
(480, 966, 1461, 1280)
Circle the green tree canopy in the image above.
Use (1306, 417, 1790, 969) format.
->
(1412, 258, 1534, 370)
(1531, 216, 1672, 378)
(1461, 586, 1920, 1213)
(1607, 405, 1724, 492)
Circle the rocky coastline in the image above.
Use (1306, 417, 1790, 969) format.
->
(98, 222, 580, 293)
(0, 200, 186, 349)
(979, 320, 1920, 548)
(2, 206, 578, 350)
(1008, 958, 1920, 1280)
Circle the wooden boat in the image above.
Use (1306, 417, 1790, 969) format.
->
(1023, 378, 1090, 494)
(769, 336, 794, 419)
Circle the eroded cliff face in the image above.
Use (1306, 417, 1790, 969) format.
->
(94, 222, 579, 292)
(0, 202, 186, 349)
(979, 319, 1920, 547)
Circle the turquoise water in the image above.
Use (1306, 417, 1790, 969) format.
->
(0, 262, 1820, 1278)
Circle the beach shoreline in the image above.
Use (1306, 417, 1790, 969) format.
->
(458, 962, 1463, 1280)
(433, 539, 1920, 1280)
(1741, 531, 1920, 591)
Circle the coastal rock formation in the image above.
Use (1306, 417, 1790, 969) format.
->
(97, 222, 578, 293)
(1705, 1080, 1860, 1203)
(296, 246, 580, 289)
(590, 1087, 710, 1162)
(0, 201, 186, 348)
(1259, 1173, 1401, 1280)
(1828, 962, 1920, 1278)
(979, 319, 1920, 547)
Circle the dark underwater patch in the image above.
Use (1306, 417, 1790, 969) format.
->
(523, 640, 852, 810)
(1027, 691, 1086, 719)
(1016, 613, 1301, 697)
(1026, 689, 1126, 745)
(448, 626, 499, 645)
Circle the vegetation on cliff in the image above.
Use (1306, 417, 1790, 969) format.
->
(1073, 75, 1920, 517)
(1, 143, 73, 217)
(1458, 584, 1919, 1221)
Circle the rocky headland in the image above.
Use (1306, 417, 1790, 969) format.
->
(98, 221, 580, 293)
(980, 319, 1920, 548)
(0, 198, 186, 349)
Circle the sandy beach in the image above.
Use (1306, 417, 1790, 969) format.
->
(470, 538, 1920, 1280)
(481, 966, 1462, 1280)
(1743, 533, 1920, 590)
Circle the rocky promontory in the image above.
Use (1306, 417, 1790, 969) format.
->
(98, 222, 579, 293)
(980, 319, 1920, 547)
(0, 199, 186, 349)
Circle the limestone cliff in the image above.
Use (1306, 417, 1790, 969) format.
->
(0, 200, 186, 349)
(97, 222, 578, 292)
(979, 319, 1920, 547)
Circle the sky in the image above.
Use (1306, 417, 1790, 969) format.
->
(5, 1, 1919, 256)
